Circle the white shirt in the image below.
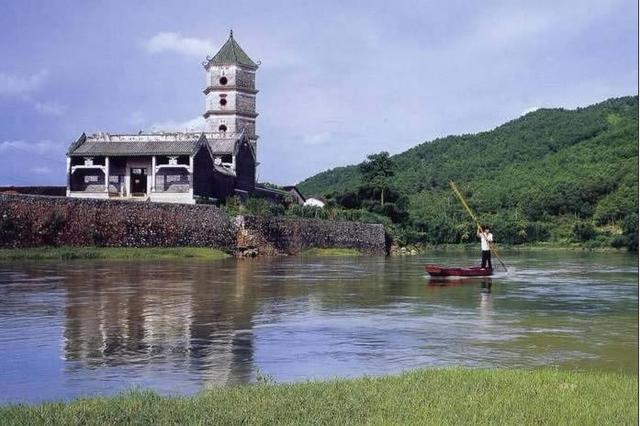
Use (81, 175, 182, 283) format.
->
(479, 232, 493, 251)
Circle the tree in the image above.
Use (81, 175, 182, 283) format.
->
(359, 152, 395, 206)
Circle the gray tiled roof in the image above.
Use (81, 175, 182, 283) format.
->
(206, 32, 257, 69)
(208, 138, 237, 154)
(70, 140, 199, 156)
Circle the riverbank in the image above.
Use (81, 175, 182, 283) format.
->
(301, 248, 361, 256)
(1, 369, 636, 424)
(0, 247, 230, 261)
(394, 242, 630, 255)
(0, 246, 364, 260)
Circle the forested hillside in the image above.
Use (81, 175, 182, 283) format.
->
(297, 96, 638, 249)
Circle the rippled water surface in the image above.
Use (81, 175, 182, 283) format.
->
(0, 251, 637, 403)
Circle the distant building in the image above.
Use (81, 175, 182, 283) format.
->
(253, 184, 306, 205)
(66, 31, 259, 204)
(282, 186, 306, 205)
(304, 198, 325, 208)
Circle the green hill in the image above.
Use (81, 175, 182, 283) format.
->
(297, 96, 638, 249)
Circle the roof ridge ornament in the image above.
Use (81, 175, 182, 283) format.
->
(205, 30, 258, 69)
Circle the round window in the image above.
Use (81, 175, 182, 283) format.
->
(219, 98, 227, 106)
(218, 124, 227, 132)
(219, 76, 228, 85)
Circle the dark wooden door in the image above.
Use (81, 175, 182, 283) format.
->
(130, 168, 147, 194)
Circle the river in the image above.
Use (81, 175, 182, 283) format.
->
(0, 251, 637, 403)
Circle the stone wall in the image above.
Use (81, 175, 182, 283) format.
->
(0, 194, 387, 256)
(236, 94, 256, 113)
(0, 194, 236, 250)
(235, 215, 387, 256)
(155, 169, 191, 193)
(0, 186, 66, 196)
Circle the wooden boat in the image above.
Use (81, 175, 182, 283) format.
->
(425, 264, 493, 277)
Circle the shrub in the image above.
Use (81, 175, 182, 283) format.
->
(622, 214, 638, 251)
(572, 221, 596, 242)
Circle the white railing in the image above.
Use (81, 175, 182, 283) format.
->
(87, 131, 244, 142)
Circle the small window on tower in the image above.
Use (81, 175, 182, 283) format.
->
(218, 124, 227, 132)
(219, 98, 227, 106)
(219, 76, 228, 85)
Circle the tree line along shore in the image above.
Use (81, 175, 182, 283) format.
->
(295, 96, 638, 252)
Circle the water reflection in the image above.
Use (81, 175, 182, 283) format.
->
(62, 261, 258, 387)
(0, 251, 637, 403)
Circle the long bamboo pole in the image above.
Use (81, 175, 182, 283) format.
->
(449, 181, 508, 271)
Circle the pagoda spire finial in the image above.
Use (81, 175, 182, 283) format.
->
(230, 29, 233, 39)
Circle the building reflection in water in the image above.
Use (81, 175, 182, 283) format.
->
(61, 256, 392, 388)
(62, 259, 258, 387)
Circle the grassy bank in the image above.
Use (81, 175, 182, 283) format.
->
(397, 242, 630, 254)
(1, 369, 636, 424)
(0, 247, 230, 261)
(301, 248, 361, 256)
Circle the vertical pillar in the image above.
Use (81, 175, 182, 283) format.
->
(151, 156, 156, 193)
(124, 160, 129, 197)
(189, 155, 194, 198)
(104, 156, 110, 193)
(66, 157, 71, 196)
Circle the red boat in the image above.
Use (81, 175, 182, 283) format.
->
(425, 264, 493, 277)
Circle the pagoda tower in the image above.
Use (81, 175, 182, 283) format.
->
(203, 31, 259, 143)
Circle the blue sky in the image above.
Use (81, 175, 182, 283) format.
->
(0, 0, 636, 185)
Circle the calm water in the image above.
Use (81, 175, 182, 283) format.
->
(0, 251, 637, 403)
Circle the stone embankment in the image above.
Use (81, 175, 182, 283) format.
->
(0, 186, 66, 196)
(236, 215, 386, 256)
(0, 194, 387, 256)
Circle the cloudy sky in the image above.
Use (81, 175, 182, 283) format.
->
(0, 0, 636, 185)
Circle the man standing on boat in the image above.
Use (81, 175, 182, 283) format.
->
(477, 227, 493, 269)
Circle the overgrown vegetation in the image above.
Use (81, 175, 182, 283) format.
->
(220, 194, 393, 226)
(1, 369, 636, 424)
(298, 96, 639, 250)
(301, 248, 361, 256)
(0, 247, 230, 261)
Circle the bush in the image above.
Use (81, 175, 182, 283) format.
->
(572, 221, 596, 242)
(622, 214, 638, 251)
(286, 205, 328, 219)
(611, 235, 628, 249)
(221, 196, 285, 217)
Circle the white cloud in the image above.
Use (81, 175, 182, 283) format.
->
(35, 101, 67, 116)
(30, 166, 52, 174)
(150, 115, 206, 132)
(0, 140, 61, 155)
(127, 110, 146, 126)
(143, 32, 212, 58)
(301, 132, 332, 146)
(0, 69, 48, 97)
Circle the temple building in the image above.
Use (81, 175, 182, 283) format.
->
(66, 31, 259, 204)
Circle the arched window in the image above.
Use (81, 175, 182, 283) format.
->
(219, 98, 227, 106)
(219, 76, 228, 85)
(218, 124, 227, 132)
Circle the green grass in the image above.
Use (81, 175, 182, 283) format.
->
(301, 248, 361, 256)
(0, 247, 230, 261)
(419, 242, 624, 252)
(1, 369, 636, 425)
